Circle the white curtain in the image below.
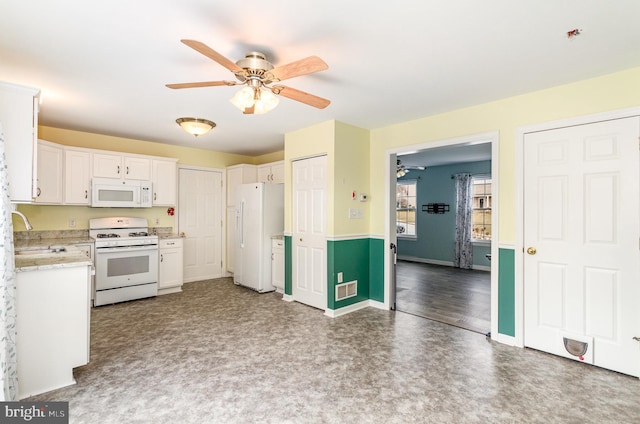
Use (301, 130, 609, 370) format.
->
(453, 173, 473, 269)
(0, 122, 18, 400)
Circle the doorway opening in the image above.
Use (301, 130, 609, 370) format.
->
(386, 132, 499, 336)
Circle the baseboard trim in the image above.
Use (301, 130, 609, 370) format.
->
(398, 256, 453, 267)
(324, 300, 370, 318)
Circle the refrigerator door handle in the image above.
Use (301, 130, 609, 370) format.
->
(239, 200, 245, 247)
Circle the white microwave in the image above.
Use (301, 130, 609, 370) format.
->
(91, 178, 152, 208)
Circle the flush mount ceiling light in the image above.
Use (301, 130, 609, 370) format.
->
(166, 41, 330, 115)
(176, 117, 216, 137)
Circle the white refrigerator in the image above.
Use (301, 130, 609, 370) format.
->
(234, 182, 284, 292)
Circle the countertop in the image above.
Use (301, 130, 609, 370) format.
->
(14, 243, 93, 272)
(159, 233, 183, 239)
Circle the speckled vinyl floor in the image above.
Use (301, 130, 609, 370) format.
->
(30, 278, 640, 423)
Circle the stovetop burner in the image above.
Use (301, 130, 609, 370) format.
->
(129, 232, 149, 237)
(97, 233, 121, 238)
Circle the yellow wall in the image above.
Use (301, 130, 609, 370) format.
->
(284, 120, 335, 233)
(39, 126, 257, 168)
(333, 121, 370, 236)
(254, 150, 285, 164)
(17, 66, 640, 237)
(14, 126, 283, 231)
(370, 66, 640, 242)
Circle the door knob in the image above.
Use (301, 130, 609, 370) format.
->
(527, 247, 537, 255)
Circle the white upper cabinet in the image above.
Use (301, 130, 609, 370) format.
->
(257, 160, 284, 184)
(124, 156, 151, 180)
(34, 140, 63, 204)
(92, 152, 151, 180)
(0, 81, 40, 202)
(64, 148, 91, 205)
(151, 158, 178, 206)
(226, 164, 256, 205)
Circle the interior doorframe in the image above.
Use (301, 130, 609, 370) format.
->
(514, 106, 640, 348)
(384, 131, 500, 338)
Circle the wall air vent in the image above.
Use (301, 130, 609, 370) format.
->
(336, 280, 357, 301)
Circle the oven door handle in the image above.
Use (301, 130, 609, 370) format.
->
(95, 245, 158, 253)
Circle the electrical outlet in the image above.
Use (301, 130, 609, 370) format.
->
(154, 218, 160, 225)
(337, 272, 343, 283)
(68, 218, 76, 228)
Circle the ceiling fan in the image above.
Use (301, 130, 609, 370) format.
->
(166, 39, 330, 114)
(397, 159, 426, 177)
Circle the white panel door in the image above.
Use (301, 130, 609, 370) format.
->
(292, 156, 327, 310)
(178, 167, 223, 282)
(524, 117, 640, 376)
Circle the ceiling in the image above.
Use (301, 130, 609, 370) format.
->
(398, 142, 492, 168)
(1, 1, 639, 157)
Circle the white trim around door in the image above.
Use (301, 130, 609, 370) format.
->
(384, 131, 500, 338)
(514, 106, 640, 348)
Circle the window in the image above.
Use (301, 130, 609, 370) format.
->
(471, 177, 492, 241)
(396, 180, 417, 237)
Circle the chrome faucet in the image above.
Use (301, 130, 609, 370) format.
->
(10, 205, 33, 230)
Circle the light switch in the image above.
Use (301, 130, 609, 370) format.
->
(348, 208, 363, 219)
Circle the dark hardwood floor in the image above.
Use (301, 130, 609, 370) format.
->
(395, 260, 491, 334)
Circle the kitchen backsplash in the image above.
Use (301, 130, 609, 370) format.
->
(14, 227, 173, 241)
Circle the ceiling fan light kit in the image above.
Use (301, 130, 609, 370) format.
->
(229, 85, 279, 115)
(167, 40, 330, 115)
(176, 117, 216, 137)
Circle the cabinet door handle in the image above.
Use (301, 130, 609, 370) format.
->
(126, 166, 129, 175)
(84, 190, 88, 199)
(36, 187, 41, 197)
(160, 254, 164, 262)
(117, 165, 120, 174)
(154, 193, 157, 201)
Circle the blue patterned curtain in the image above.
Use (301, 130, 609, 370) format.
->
(0, 122, 18, 400)
(453, 173, 473, 269)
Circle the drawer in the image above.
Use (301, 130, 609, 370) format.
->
(272, 239, 284, 248)
(160, 238, 183, 249)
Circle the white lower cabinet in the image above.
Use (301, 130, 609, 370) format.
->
(75, 242, 95, 303)
(16, 264, 91, 399)
(271, 238, 284, 292)
(158, 237, 183, 294)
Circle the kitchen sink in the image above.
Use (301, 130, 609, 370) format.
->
(15, 247, 67, 255)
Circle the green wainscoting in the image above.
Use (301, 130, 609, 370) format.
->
(286, 237, 385, 309)
(285, 238, 515, 335)
(284, 235, 292, 296)
(498, 247, 515, 337)
(368, 238, 385, 303)
(327, 238, 371, 309)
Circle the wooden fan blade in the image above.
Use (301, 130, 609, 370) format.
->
(180, 39, 242, 73)
(165, 81, 234, 89)
(274, 85, 330, 109)
(270, 56, 328, 81)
